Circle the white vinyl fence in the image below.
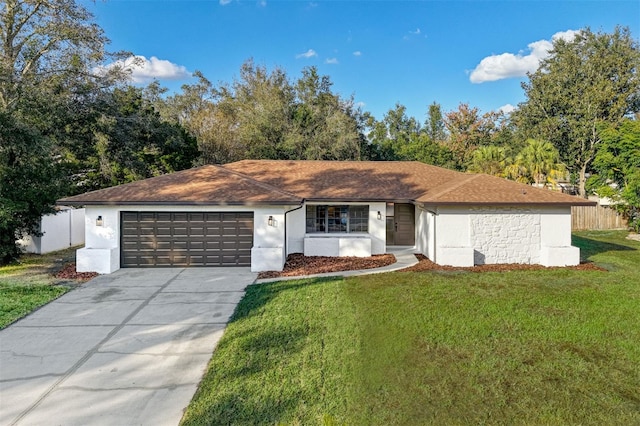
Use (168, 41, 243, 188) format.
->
(17, 207, 85, 254)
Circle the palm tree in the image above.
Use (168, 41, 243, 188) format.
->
(519, 139, 565, 187)
(468, 146, 507, 176)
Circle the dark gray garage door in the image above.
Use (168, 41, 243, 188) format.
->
(121, 212, 253, 267)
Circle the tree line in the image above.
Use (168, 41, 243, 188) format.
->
(1, 0, 639, 263)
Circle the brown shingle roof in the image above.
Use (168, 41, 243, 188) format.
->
(223, 160, 460, 201)
(58, 165, 302, 206)
(416, 173, 593, 205)
(224, 160, 594, 206)
(58, 160, 595, 207)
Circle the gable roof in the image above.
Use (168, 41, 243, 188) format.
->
(58, 160, 595, 207)
(58, 165, 302, 206)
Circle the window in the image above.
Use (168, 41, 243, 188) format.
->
(306, 205, 369, 233)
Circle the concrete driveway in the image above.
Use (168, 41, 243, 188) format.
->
(0, 267, 257, 426)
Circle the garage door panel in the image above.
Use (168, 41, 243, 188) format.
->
(205, 227, 222, 236)
(172, 241, 188, 250)
(237, 241, 253, 250)
(205, 241, 221, 250)
(138, 241, 156, 250)
(172, 226, 188, 236)
(170, 212, 188, 221)
(156, 227, 172, 236)
(189, 241, 205, 250)
(155, 241, 172, 250)
(221, 227, 241, 236)
(121, 211, 253, 267)
(137, 256, 158, 266)
(189, 227, 205, 237)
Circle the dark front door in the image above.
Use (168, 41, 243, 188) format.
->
(120, 211, 253, 267)
(386, 203, 415, 246)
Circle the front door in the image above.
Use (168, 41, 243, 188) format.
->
(386, 203, 415, 246)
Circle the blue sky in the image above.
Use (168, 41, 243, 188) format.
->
(84, 0, 639, 122)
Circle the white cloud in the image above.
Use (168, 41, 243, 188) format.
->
(325, 57, 339, 65)
(258, 0, 267, 6)
(469, 29, 580, 83)
(356, 101, 366, 109)
(296, 49, 317, 59)
(410, 28, 421, 35)
(97, 55, 190, 83)
(353, 51, 362, 57)
(220, 0, 232, 5)
(498, 104, 516, 115)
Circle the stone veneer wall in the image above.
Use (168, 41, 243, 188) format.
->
(469, 207, 541, 265)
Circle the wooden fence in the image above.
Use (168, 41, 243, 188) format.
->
(572, 205, 628, 231)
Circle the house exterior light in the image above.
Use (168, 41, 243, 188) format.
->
(377, 211, 382, 220)
(96, 215, 104, 227)
(268, 215, 274, 226)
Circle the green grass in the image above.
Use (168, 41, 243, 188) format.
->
(0, 247, 77, 328)
(182, 230, 640, 425)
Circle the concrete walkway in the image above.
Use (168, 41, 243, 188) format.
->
(0, 267, 257, 426)
(256, 247, 419, 284)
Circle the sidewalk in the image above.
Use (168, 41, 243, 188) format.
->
(255, 248, 419, 284)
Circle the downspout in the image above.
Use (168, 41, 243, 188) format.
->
(416, 204, 438, 264)
(284, 203, 304, 258)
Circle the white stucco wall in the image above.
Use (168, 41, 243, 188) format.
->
(18, 208, 85, 254)
(368, 202, 386, 254)
(539, 206, 579, 266)
(79, 204, 291, 274)
(304, 235, 372, 257)
(428, 205, 578, 267)
(288, 202, 386, 257)
(415, 207, 434, 260)
(286, 206, 306, 255)
(434, 207, 472, 267)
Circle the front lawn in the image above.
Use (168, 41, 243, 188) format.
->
(0, 247, 78, 328)
(182, 231, 640, 425)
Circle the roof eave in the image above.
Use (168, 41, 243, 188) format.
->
(417, 200, 597, 207)
(303, 197, 415, 204)
(56, 199, 303, 207)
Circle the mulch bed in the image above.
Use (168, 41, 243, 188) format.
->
(54, 262, 99, 281)
(257, 253, 397, 279)
(400, 254, 607, 273)
(258, 252, 606, 279)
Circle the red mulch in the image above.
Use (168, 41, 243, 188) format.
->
(257, 253, 397, 279)
(54, 263, 99, 281)
(257, 252, 606, 279)
(400, 254, 607, 273)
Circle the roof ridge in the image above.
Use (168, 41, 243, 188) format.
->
(219, 164, 303, 201)
(419, 173, 481, 201)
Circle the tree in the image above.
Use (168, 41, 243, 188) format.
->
(589, 119, 640, 231)
(518, 139, 565, 187)
(0, 0, 125, 111)
(425, 102, 447, 143)
(399, 132, 456, 168)
(80, 86, 198, 190)
(285, 66, 364, 160)
(443, 103, 501, 170)
(368, 103, 421, 160)
(517, 27, 640, 197)
(0, 113, 62, 263)
(468, 146, 508, 176)
(161, 62, 366, 163)
(0, 0, 123, 262)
